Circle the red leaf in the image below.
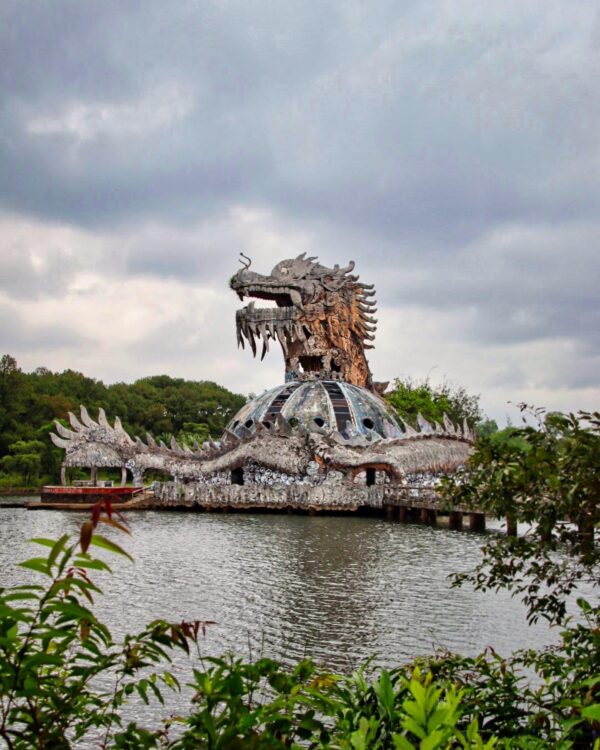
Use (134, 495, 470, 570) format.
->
(80, 520, 93, 554)
(91, 502, 101, 528)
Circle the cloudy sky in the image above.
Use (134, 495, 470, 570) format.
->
(1, 1, 599, 423)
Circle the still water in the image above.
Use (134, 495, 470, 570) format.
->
(0, 506, 556, 672)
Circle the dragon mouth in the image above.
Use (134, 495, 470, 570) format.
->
(235, 285, 307, 360)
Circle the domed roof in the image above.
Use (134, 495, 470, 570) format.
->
(227, 380, 403, 439)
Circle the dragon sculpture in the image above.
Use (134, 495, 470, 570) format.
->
(230, 253, 384, 392)
(49, 255, 475, 512)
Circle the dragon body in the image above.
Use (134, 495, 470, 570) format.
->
(51, 405, 473, 487)
(49, 255, 475, 507)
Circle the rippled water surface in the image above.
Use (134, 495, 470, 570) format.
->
(0, 507, 556, 672)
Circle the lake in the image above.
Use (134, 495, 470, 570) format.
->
(0, 505, 557, 673)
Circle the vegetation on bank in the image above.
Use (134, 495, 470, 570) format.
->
(0, 354, 247, 490)
(0, 407, 598, 748)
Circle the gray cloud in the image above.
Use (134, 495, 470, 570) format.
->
(1, 1, 598, 242)
(0, 303, 88, 351)
(0, 0, 599, 420)
(0, 239, 83, 300)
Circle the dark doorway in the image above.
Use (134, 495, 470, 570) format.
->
(231, 467, 244, 486)
(366, 468, 376, 486)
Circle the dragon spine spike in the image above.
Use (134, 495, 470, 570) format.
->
(159, 440, 168, 450)
(170, 436, 181, 452)
(146, 433, 156, 447)
(79, 405, 96, 428)
(402, 422, 419, 438)
(462, 418, 471, 441)
(443, 413, 456, 434)
(97, 407, 110, 428)
(54, 420, 76, 439)
(417, 413, 433, 434)
(68, 411, 85, 432)
(50, 433, 71, 450)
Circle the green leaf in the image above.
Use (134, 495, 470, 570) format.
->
(393, 735, 416, 750)
(48, 534, 71, 569)
(73, 557, 113, 573)
(2, 623, 18, 641)
(375, 669, 396, 716)
(420, 730, 445, 750)
(90, 534, 133, 561)
(23, 652, 64, 669)
(29, 538, 57, 549)
(402, 715, 427, 740)
(581, 704, 600, 722)
(18, 558, 50, 576)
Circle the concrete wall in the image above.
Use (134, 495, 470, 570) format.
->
(152, 481, 480, 513)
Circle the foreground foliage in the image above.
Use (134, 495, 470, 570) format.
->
(442, 406, 600, 627)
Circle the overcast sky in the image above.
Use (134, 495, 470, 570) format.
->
(1, 0, 599, 424)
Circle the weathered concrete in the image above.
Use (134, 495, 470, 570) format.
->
(152, 481, 483, 516)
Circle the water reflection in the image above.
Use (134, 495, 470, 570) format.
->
(0, 508, 555, 673)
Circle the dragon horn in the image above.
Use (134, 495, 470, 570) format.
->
(340, 260, 355, 274)
(295, 252, 307, 260)
(239, 252, 252, 270)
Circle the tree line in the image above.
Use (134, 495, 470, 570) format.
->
(0, 354, 246, 489)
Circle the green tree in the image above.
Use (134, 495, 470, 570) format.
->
(0, 440, 45, 486)
(385, 377, 482, 430)
(0, 355, 28, 453)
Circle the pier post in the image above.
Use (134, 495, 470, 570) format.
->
(428, 509, 437, 527)
(398, 506, 408, 523)
(469, 513, 486, 532)
(419, 508, 430, 525)
(506, 514, 517, 537)
(449, 511, 463, 531)
(384, 503, 396, 520)
(90, 466, 97, 486)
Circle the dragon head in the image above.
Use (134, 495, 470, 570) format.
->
(230, 253, 381, 391)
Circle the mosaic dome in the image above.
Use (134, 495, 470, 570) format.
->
(227, 380, 403, 439)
